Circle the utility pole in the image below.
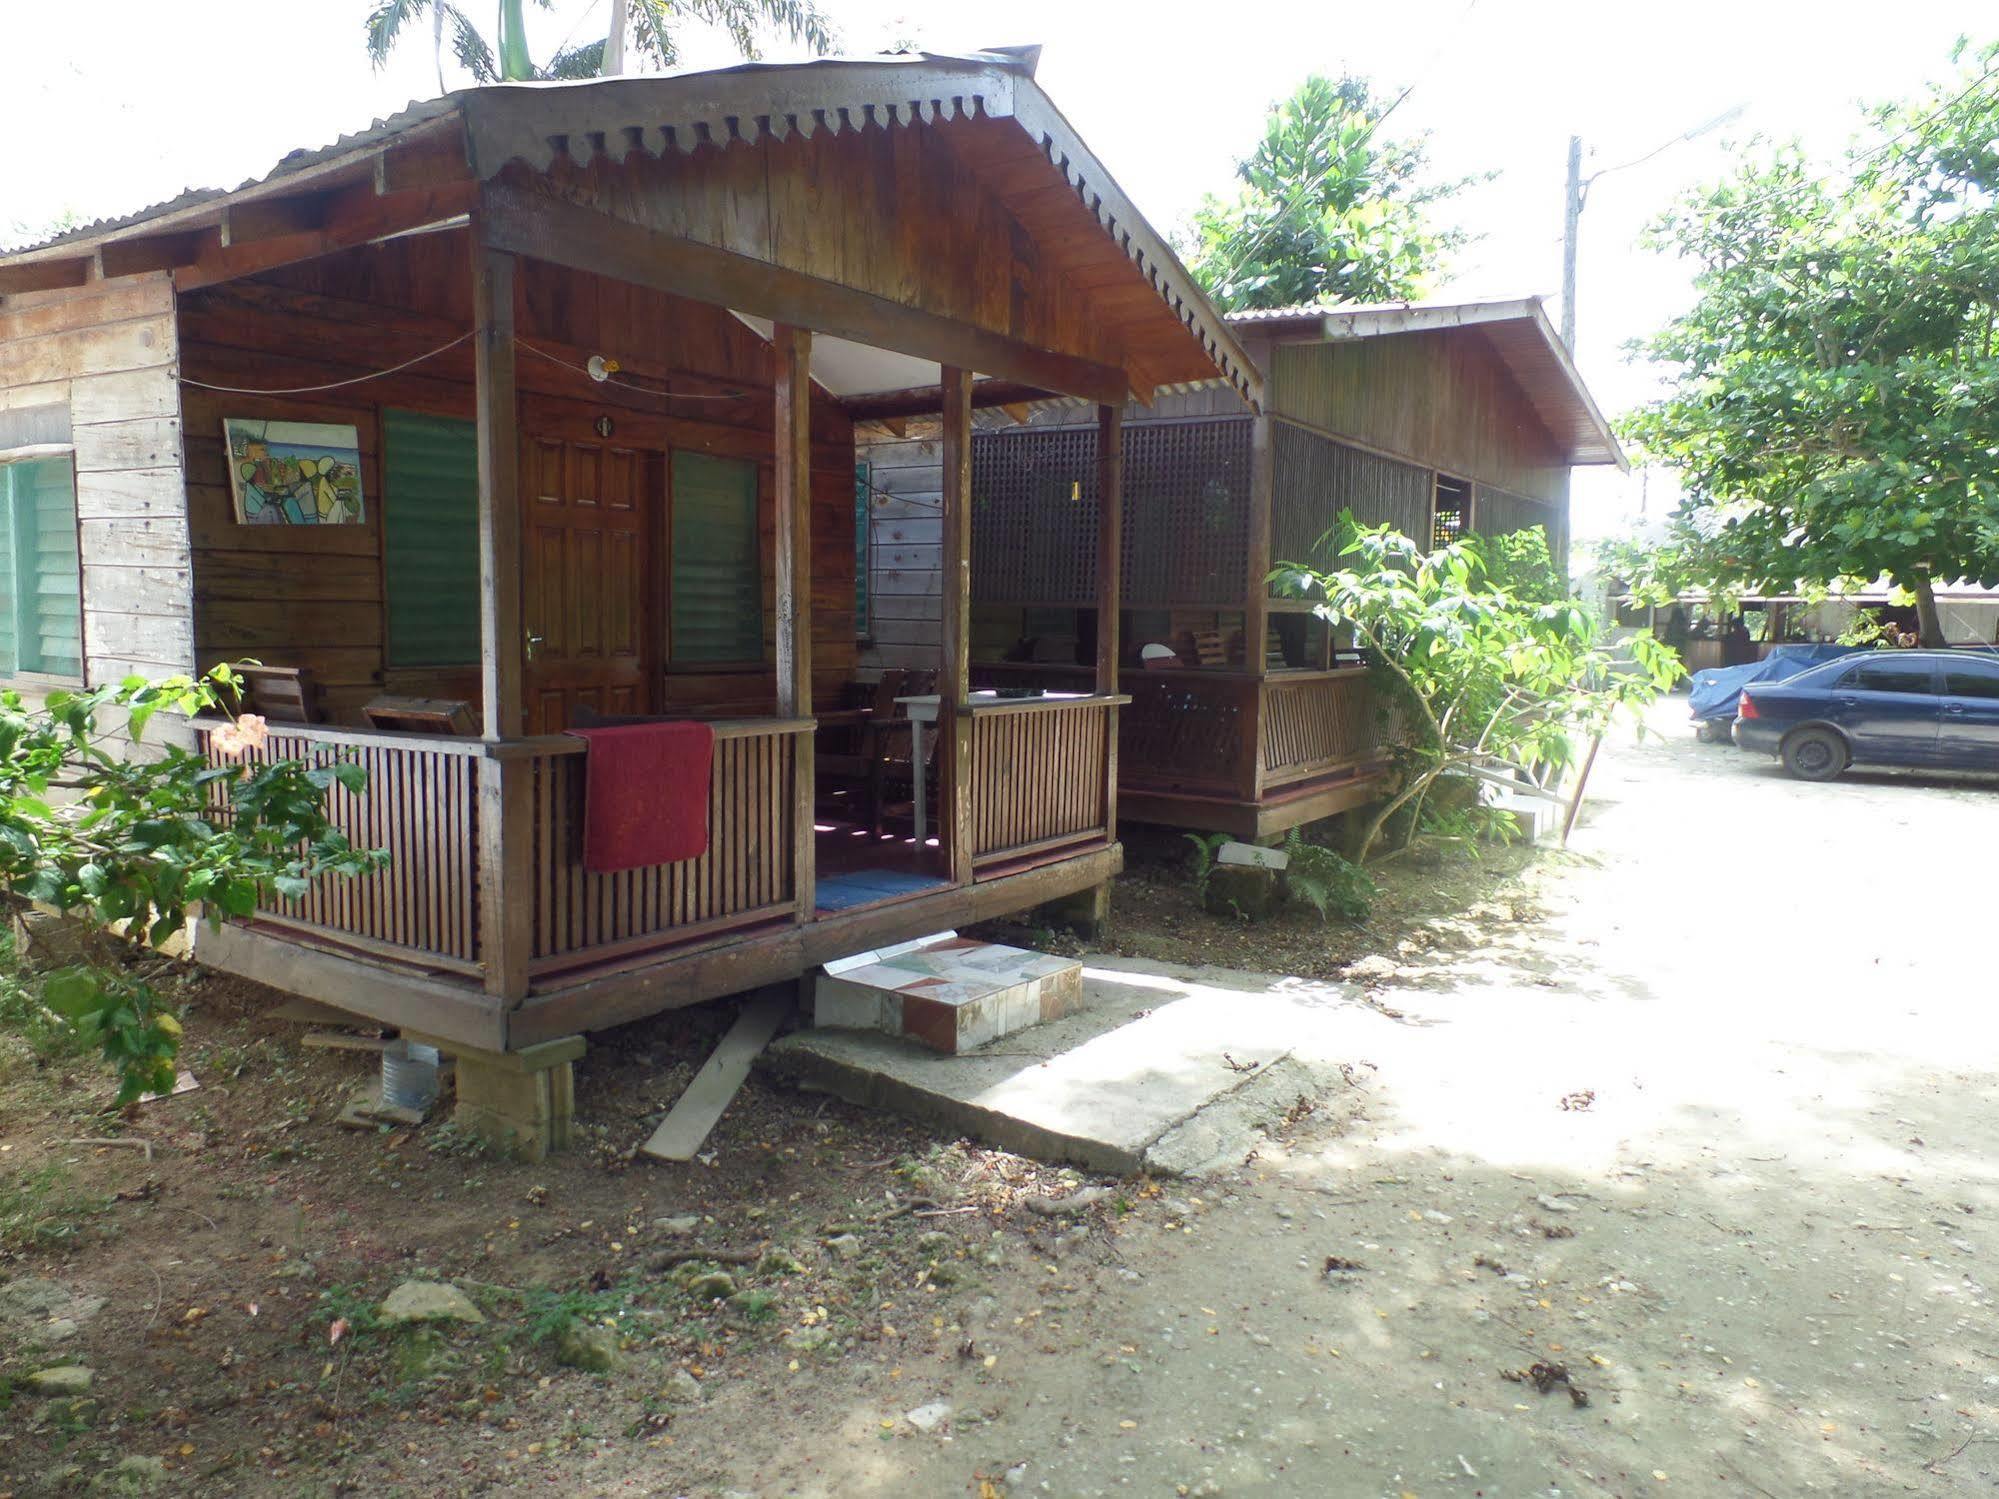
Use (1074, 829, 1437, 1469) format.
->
(605, 0, 629, 74)
(1561, 134, 1582, 352)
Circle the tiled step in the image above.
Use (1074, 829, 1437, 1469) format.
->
(814, 933, 1085, 1055)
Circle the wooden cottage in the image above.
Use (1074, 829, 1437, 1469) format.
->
(859, 297, 1625, 839)
(0, 51, 1258, 1149)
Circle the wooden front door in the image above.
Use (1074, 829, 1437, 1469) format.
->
(522, 435, 654, 734)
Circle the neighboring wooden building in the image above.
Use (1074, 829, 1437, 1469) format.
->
(858, 298, 1624, 838)
(0, 52, 1257, 1144)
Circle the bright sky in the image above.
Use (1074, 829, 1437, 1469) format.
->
(5, 0, 1991, 543)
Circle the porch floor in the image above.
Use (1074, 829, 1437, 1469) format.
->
(814, 868, 953, 914)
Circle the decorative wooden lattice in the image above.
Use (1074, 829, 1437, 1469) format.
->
(971, 419, 1252, 609)
(1270, 420, 1433, 576)
(1473, 486, 1558, 548)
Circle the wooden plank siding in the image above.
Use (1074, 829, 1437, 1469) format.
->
(0, 272, 193, 726)
(174, 230, 861, 724)
(1269, 331, 1571, 506)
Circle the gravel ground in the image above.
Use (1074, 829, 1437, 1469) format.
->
(706, 703, 1999, 1497)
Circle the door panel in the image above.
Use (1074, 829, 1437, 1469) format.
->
(522, 437, 656, 735)
(1830, 657, 1941, 762)
(1938, 658, 1999, 767)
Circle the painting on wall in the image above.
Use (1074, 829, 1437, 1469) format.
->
(224, 419, 366, 525)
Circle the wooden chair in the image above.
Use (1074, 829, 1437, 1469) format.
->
(814, 671, 910, 832)
(362, 696, 476, 735)
(236, 665, 321, 724)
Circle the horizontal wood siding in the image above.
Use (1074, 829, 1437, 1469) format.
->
(176, 231, 859, 725)
(0, 274, 192, 696)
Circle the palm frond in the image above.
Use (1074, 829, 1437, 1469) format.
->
(542, 38, 608, 80)
(364, 0, 433, 69)
(444, 4, 498, 83)
(625, 0, 834, 70)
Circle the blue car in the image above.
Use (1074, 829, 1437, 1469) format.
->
(1734, 650, 1999, 780)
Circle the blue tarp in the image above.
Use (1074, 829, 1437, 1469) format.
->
(1688, 644, 1865, 724)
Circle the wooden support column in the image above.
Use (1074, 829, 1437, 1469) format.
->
(1095, 403, 1124, 835)
(774, 325, 816, 919)
(472, 243, 531, 1005)
(1239, 410, 1276, 804)
(939, 366, 975, 885)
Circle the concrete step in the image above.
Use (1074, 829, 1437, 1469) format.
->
(772, 960, 1354, 1175)
(813, 934, 1084, 1055)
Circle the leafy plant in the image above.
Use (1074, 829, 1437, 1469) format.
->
(0, 666, 385, 1105)
(1186, 73, 1482, 311)
(1281, 521, 1680, 861)
(1624, 41, 1999, 644)
(0, 1163, 113, 1253)
(1420, 802, 1522, 858)
(1183, 832, 1231, 895)
(1278, 831, 1374, 921)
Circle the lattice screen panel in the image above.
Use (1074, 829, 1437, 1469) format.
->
(971, 419, 1252, 609)
(1472, 486, 1560, 550)
(1270, 421, 1433, 581)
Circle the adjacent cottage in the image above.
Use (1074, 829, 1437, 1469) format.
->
(859, 298, 1625, 838)
(0, 51, 1257, 1148)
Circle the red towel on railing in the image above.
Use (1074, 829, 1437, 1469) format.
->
(564, 722, 715, 872)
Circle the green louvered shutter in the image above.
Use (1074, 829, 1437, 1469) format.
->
(669, 450, 762, 665)
(383, 410, 480, 667)
(0, 457, 81, 679)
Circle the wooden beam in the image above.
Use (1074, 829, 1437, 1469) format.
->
(1094, 404, 1123, 694)
(173, 182, 478, 292)
(842, 380, 1056, 424)
(220, 195, 329, 249)
(478, 184, 1131, 406)
(0, 256, 92, 295)
(473, 244, 530, 1005)
(98, 231, 207, 279)
(374, 129, 474, 195)
(1096, 402, 1124, 840)
(939, 366, 975, 886)
(773, 324, 817, 921)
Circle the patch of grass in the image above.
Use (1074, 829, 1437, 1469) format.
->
(423, 1122, 495, 1160)
(0, 1163, 113, 1253)
(310, 1283, 388, 1343)
(730, 1288, 780, 1323)
(0, 940, 95, 1068)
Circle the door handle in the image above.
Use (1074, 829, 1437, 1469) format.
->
(1945, 703, 1967, 715)
(526, 632, 545, 663)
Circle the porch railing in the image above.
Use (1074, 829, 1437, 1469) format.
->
(971, 662, 1383, 804)
(1257, 669, 1377, 789)
(522, 719, 811, 974)
(967, 694, 1119, 867)
(194, 722, 485, 974)
(195, 716, 812, 983)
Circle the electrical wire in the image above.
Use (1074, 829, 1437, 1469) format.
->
(514, 338, 750, 400)
(178, 331, 477, 394)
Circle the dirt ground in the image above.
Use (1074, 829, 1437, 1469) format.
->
(5, 700, 1997, 1496)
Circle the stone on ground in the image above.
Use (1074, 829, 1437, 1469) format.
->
(26, 1365, 92, 1395)
(554, 1323, 621, 1373)
(377, 1280, 485, 1327)
(905, 1401, 952, 1433)
(668, 1368, 704, 1403)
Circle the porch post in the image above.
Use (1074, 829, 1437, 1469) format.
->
(773, 325, 816, 919)
(472, 241, 532, 1005)
(1095, 403, 1123, 835)
(1241, 409, 1275, 804)
(938, 366, 975, 885)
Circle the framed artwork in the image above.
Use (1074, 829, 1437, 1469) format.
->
(224, 419, 365, 525)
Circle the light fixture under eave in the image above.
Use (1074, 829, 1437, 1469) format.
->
(586, 354, 619, 382)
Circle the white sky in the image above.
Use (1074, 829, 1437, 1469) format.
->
(5, 0, 1990, 543)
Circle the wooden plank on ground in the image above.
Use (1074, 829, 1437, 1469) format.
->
(640, 988, 793, 1163)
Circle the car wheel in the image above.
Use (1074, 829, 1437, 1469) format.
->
(1781, 727, 1849, 782)
(1695, 719, 1731, 744)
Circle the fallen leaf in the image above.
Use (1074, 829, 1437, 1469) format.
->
(328, 1318, 349, 1347)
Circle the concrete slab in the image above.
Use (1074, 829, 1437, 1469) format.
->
(812, 935, 1083, 1054)
(768, 957, 1362, 1175)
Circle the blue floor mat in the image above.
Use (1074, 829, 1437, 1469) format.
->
(815, 868, 953, 913)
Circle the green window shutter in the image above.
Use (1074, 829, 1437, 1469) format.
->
(383, 410, 480, 667)
(670, 451, 761, 665)
(0, 457, 81, 679)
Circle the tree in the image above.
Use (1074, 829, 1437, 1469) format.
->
(365, 0, 833, 85)
(1626, 42, 1999, 645)
(1279, 521, 1679, 860)
(1185, 74, 1476, 312)
(0, 668, 382, 1105)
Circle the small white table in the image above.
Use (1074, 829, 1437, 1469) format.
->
(894, 691, 1091, 847)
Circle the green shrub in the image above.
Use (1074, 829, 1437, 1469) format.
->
(1279, 832, 1374, 921)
